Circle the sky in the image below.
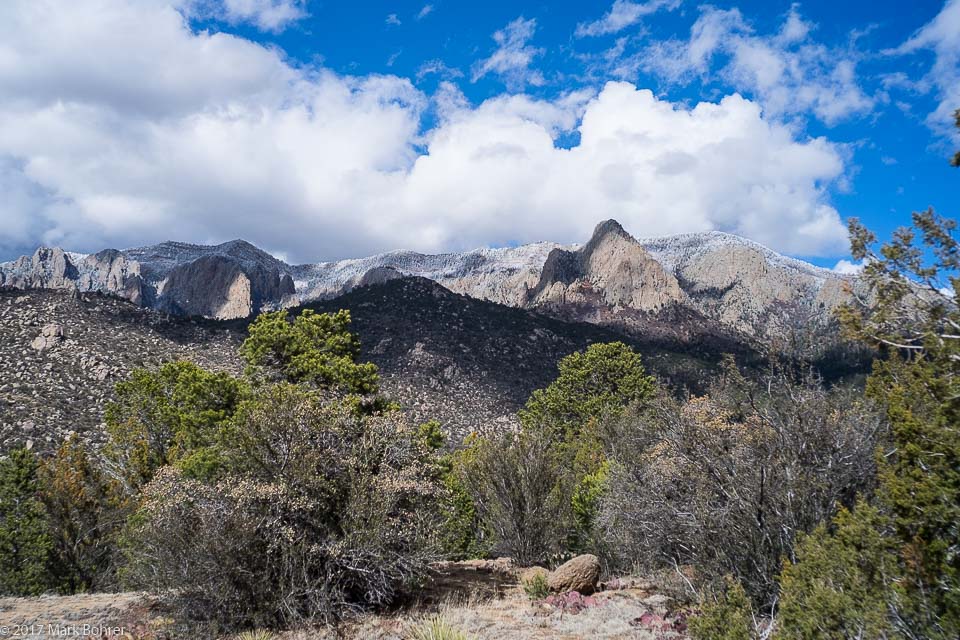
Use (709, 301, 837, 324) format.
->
(0, 0, 957, 269)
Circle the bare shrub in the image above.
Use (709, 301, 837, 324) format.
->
(598, 363, 886, 608)
(456, 428, 571, 566)
(122, 384, 443, 631)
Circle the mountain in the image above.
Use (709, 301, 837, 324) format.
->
(0, 280, 725, 453)
(526, 220, 863, 348)
(0, 240, 295, 320)
(0, 221, 862, 345)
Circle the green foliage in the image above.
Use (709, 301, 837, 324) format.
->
(0, 448, 54, 596)
(777, 503, 898, 640)
(453, 344, 656, 563)
(871, 356, 960, 635)
(105, 361, 246, 489)
(406, 616, 471, 640)
(816, 212, 960, 636)
(416, 423, 493, 560)
(519, 342, 655, 440)
(570, 460, 609, 552)
(456, 429, 570, 565)
(38, 436, 122, 593)
(439, 464, 492, 560)
(689, 577, 757, 640)
(492, 342, 657, 557)
(521, 570, 550, 601)
(418, 419, 447, 452)
(240, 308, 379, 394)
(122, 384, 444, 630)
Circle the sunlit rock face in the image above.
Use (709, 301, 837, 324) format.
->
(0, 220, 859, 336)
(1, 239, 296, 320)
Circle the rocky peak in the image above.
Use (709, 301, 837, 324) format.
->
(77, 249, 144, 306)
(358, 266, 405, 287)
(582, 219, 632, 253)
(0, 237, 299, 320)
(0, 247, 78, 290)
(530, 219, 684, 314)
(0, 222, 861, 343)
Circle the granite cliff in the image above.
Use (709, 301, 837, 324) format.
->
(0, 221, 860, 343)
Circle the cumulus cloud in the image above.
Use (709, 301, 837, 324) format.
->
(0, 0, 848, 263)
(472, 17, 545, 89)
(416, 4, 433, 20)
(190, 0, 308, 32)
(889, 0, 960, 144)
(832, 259, 864, 275)
(637, 5, 874, 124)
(385, 13, 401, 26)
(404, 84, 847, 256)
(576, 0, 682, 38)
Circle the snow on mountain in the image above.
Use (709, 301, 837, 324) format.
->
(290, 242, 570, 304)
(122, 240, 288, 284)
(637, 231, 843, 282)
(0, 222, 858, 339)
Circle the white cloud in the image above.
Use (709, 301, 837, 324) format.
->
(890, 0, 960, 144)
(0, 0, 298, 118)
(416, 4, 433, 20)
(638, 5, 874, 125)
(385, 13, 401, 26)
(198, 0, 308, 32)
(472, 17, 545, 89)
(576, 0, 682, 38)
(400, 84, 847, 256)
(832, 259, 864, 275)
(0, 0, 848, 263)
(417, 60, 464, 81)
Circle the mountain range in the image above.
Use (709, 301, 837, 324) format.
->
(0, 220, 862, 350)
(1, 220, 872, 451)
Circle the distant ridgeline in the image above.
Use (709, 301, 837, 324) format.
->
(0, 220, 866, 350)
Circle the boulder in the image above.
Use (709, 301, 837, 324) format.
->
(30, 323, 64, 351)
(548, 554, 601, 595)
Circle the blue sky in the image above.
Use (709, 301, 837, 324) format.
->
(0, 0, 957, 269)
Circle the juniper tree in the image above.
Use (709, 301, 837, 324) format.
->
(0, 448, 54, 595)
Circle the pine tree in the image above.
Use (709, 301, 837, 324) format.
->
(0, 448, 54, 595)
(776, 210, 960, 638)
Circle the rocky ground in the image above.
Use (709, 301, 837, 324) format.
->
(0, 288, 242, 454)
(0, 561, 694, 639)
(304, 277, 722, 441)
(0, 592, 152, 639)
(1, 279, 723, 454)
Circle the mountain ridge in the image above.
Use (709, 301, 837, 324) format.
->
(0, 221, 860, 344)
(1, 278, 733, 453)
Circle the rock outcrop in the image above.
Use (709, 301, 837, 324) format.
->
(0, 247, 78, 290)
(0, 240, 296, 320)
(30, 323, 64, 351)
(157, 255, 294, 320)
(77, 250, 144, 306)
(531, 220, 683, 312)
(0, 221, 861, 339)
